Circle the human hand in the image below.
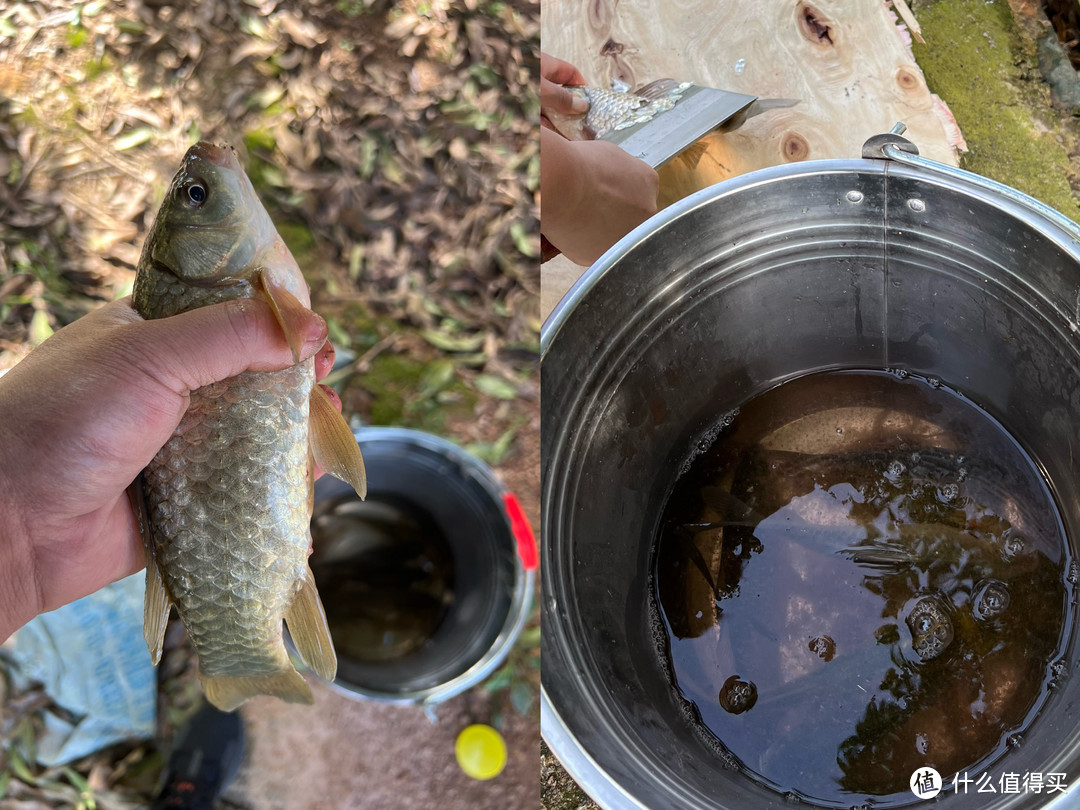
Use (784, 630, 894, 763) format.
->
(541, 52, 588, 129)
(541, 129, 659, 266)
(0, 297, 340, 641)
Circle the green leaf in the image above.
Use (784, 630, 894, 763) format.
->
(9, 748, 35, 785)
(420, 329, 484, 353)
(115, 17, 146, 35)
(114, 127, 153, 151)
(28, 307, 53, 345)
(518, 625, 541, 648)
(419, 360, 455, 396)
(510, 681, 534, 717)
(326, 317, 352, 349)
(509, 221, 537, 258)
(467, 428, 516, 466)
(0, 770, 10, 799)
(474, 374, 516, 400)
(63, 768, 95, 810)
(483, 664, 513, 692)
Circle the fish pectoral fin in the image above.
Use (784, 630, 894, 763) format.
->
(127, 476, 171, 664)
(202, 668, 313, 712)
(309, 383, 367, 499)
(284, 564, 338, 683)
(257, 268, 312, 364)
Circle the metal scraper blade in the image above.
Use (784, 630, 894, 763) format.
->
(602, 85, 758, 169)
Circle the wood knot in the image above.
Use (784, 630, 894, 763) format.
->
(797, 2, 834, 46)
(781, 132, 810, 162)
(601, 38, 624, 56)
(895, 65, 921, 93)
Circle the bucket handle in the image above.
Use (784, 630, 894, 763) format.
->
(502, 491, 539, 571)
(865, 122, 1080, 246)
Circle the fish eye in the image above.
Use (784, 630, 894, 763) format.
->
(183, 181, 207, 207)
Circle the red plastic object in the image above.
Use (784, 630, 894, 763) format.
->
(503, 492, 539, 571)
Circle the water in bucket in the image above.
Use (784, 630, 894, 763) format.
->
(654, 370, 1072, 806)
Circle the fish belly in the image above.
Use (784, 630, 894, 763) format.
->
(144, 363, 313, 679)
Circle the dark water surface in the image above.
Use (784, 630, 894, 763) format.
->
(654, 371, 1070, 806)
(311, 493, 455, 663)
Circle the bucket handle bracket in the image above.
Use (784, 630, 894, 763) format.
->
(862, 122, 920, 159)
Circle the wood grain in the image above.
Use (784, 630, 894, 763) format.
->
(541, 0, 963, 320)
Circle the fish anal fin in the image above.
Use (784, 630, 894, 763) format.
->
(309, 383, 367, 499)
(256, 265, 312, 364)
(201, 668, 313, 712)
(127, 477, 170, 664)
(284, 565, 337, 683)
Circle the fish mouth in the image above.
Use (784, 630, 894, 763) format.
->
(189, 141, 240, 170)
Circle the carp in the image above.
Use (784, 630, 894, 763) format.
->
(130, 141, 366, 711)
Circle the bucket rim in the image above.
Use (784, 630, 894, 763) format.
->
(541, 154, 1080, 359)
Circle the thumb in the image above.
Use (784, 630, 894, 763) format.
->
(541, 77, 589, 116)
(136, 297, 328, 395)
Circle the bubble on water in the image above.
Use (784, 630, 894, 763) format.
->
(1008, 733, 1023, 748)
(1002, 529, 1025, 559)
(972, 579, 1010, 621)
(719, 408, 740, 429)
(956, 467, 968, 483)
(1068, 561, 1080, 584)
(927, 376, 941, 389)
(910, 451, 921, 464)
(906, 595, 954, 661)
(1051, 659, 1069, 686)
(884, 460, 906, 483)
(783, 792, 801, 805)
(892, 368, 910, 380)
(937, 482, 960, 503)
(808, 635, 836, 662)
(719, 675, 758, 714)
(915, 732, 930, 755)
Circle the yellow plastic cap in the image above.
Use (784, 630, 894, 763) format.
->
(455, 723, 507, 780)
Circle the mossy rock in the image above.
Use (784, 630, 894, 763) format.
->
(912, 0, 1080, 222)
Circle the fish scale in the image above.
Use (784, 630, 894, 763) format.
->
(143, 362, 312, 679)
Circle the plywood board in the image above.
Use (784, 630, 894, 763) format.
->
(541, 0, 963, 321)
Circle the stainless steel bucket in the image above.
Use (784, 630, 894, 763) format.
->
(541, 141, 1080, 809)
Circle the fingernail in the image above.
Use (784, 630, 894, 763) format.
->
(299, 314, 328, 361)
(319, 383, 341, 410)
(570, 94, 589, 114)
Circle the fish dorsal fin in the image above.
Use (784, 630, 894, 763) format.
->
(257, 269, 311, 364)
(309, 383, 367, 499)
(284, 565, 337, 683)
(636, 78, 682, 102)
(128, 476, 171, 664)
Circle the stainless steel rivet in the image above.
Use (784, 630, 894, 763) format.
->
(908, 198, 926, 212)
(846, 190, 864, 203)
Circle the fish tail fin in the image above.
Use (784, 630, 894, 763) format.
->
(201, 667, 313, 712)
